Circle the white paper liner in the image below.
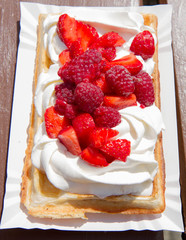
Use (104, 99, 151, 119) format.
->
(0, 2, 184, 231)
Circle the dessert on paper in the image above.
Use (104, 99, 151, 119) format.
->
(21, 9, 165, 219)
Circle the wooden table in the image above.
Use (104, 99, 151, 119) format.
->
(0, 0, 185, 239)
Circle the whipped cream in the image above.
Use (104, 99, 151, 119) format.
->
(32, 105, 163, 198)
(32, 9, 164, 198)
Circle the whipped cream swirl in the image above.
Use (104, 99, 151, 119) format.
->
(32, 105, 164, 198)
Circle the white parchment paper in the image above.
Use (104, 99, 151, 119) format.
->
(0, 2, 184, 231)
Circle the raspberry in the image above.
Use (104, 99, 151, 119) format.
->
(93, 106, 121, 128)
(133, 71, 155, 106)
(64, 104, 79, 120)
(55, 82, 75, 104)
(54, 99, 67, 115)
(74, 82, 104, 113)
(130, 30, 155, 60)
(58, 49, 102, 85)
(105, 65, 134, 96)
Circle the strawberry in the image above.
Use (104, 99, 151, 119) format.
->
(108, 54, 143, 75)
(76, 21, 99, 51)
(130, 30, 155, 60)
(91, 32, 125, 48)
(69, 40, 84, 59)
(44, 106, 70, 138)
(72, 113, 95, 147)
(57, 14, 77, 48)
(58, 126, 81, 155)
(80, 147, 109, 167)
(100, 139, 131, 162)
(57, 14, 99, 51)
(59, 49, 71, 65)
(93, 74, 111, 94)
(89, 127, 119, 148)
(103, 94, 137, 110)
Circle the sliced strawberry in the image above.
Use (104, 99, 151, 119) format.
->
(103, 94, 137, 110)
(72, 113, 95, 147)
(89, 127, 119, 148)
(44, 106, 70, 138)
(57, 14, 77, 48)
(76, 21, 99, 51)
(69, 40, 84, 59)
(81, 147, 109, 167)
(100, 139, 131, 162)
(93, 74, 111, 94)
(108, 54, 143, 75)
(91, 32, 125, 48)
(58, 126, 81, 155)
(59, 49, 71, 65)
(57, 14, 99, 51)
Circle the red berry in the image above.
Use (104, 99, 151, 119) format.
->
(58, 49, 102, 85)
(59, 49, 71, 65)
(134, 71, 155, 106)
(54, 99, 67, 115)
(76, 21, 99, 51)
(100, 139, 131, 162)
(130, 30, 155, 60)
(108, 53, 143, 75)
(93, 74, 111, 94)
(74, 82, 104, 113)
(105, 65, 134, 96)
(72, 113, 95, 145)
(57, 14, 99, 51)
(64, 104, 79, 120)
(89, 127, 119, 148)
(44, 106, 70, 138)
(91, 32, 125, 48)
(55, 82, 75, 104)
(58, 126, 81, 155)
(57, 14, 77, 48)
(81, 147, 109, 167)
(69, 40, 84, 58)
(103, 94, 137, 110)
(93, 106, 121, 128)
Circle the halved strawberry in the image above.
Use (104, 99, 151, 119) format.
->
(59, 49, 71, 65)
(108, 54, 143, 75)
(72, 113, 95, 147)
(57, 14, 99, 51)
(91, 32, 125, 48)
(44, 106, 70, 138)
(100, 139, 131, 162)
(58, 126, 81, 155)
(89, 127, 119, 148)
(57, 14, 77, 48)
(93, 74, 111, 94)
(80, 146, 109, 167)
(103, 94, 137, 110)
(76, 21, 99, 51)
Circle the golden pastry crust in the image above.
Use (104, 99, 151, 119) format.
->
(21, 13, 165, 219)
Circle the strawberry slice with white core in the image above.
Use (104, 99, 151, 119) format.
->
(58, 126, 81, 155)
(44, 106, 70, 138)
(103, 94, 137, 110)
(81, 147, 109, 167)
